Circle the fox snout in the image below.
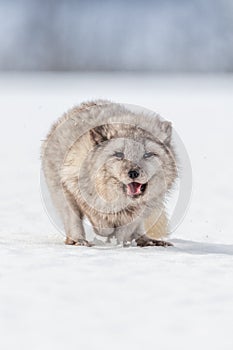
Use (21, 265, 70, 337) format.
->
(128, 169, 140, 179)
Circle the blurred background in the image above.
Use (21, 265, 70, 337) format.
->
(0, 0, 233, 72)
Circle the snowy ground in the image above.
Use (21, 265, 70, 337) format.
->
(0, 73, 233, 350)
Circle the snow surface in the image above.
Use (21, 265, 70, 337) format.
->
(0, 73, 233, 350)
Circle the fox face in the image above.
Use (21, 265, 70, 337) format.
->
(77, 123, 177, 208)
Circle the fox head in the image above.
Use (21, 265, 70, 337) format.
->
(82, 122, 177, 206)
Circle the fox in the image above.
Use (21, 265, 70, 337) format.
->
(41, 100, 177, 247)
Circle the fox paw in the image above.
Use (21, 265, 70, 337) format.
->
(65, 237, 93, 247)
(136, 235, 173, 247)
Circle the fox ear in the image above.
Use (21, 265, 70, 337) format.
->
(89, 125, 113, 145)
(159, 121, 172, 145)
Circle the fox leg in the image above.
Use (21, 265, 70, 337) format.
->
(132, 221, 173, 248)
(61, 192, 93, 247)
(64, 210, 93, 247)
(144, 208, 168, 240)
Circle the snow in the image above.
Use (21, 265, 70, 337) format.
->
(0, 72, 233, 350)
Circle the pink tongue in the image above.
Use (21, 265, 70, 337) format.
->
(127, 182, 142, 195)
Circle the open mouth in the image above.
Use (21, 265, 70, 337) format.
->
(126, 182, 148, 197)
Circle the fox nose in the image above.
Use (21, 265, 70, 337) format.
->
(128, 169, 139, 179)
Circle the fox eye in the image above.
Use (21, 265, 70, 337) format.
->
(114, 152, 124, 159)
(143, 152, 157, 159)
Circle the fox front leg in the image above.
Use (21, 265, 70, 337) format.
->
(64, 209, 93, 247)
(132, 223, 173, 248)
(135, 235, 173, 247)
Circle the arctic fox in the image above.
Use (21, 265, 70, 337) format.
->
(41, 100, 177, 247)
